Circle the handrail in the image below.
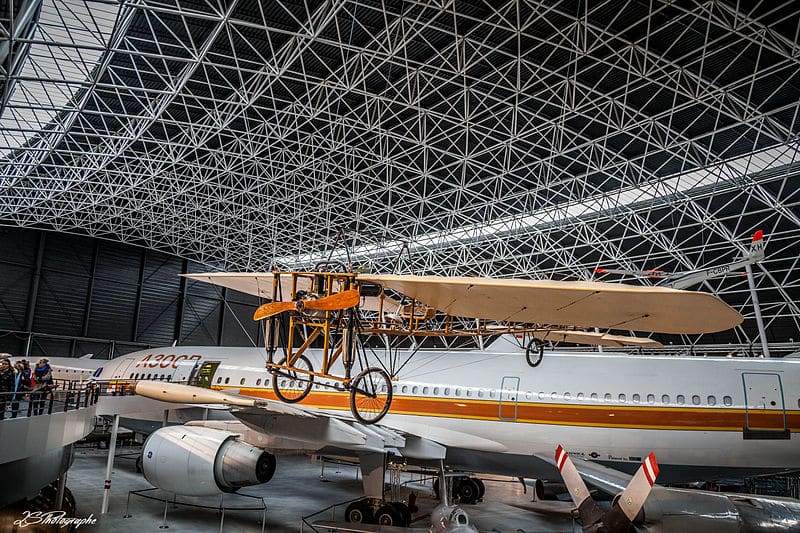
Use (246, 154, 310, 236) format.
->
(0, 382, 100, 419)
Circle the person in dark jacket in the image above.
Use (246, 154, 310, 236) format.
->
(0, 358, 15, 420)
(11, 360, 32, 417)
(32, 358, 54, 415)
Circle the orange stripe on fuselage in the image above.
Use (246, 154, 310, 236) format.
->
(223, 387, 799, 432)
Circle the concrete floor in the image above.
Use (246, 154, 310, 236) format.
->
(61, 445, 576, 532)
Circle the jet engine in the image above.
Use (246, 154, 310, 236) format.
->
(142, 425, 276, 497)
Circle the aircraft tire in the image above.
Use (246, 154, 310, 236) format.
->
(349, 367, 392, 424)
(272, 355, 314, 403)
(390, 501, 412, 526)
(344, 500, 373, 523)
(375, 503, 403, 526)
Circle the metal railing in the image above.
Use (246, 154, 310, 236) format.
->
(0, 383, 100, 419)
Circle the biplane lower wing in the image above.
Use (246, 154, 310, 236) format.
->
(533, 330, 664, 348)
(357, 274, 742, 334)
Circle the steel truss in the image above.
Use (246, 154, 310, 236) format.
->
(0, 0, 799, 346)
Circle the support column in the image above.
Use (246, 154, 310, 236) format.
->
(55, 471, 67, 510)
(101, 414, 120, 514)
(745, 264, 770, 357)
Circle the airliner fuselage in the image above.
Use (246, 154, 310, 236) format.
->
(74, 339, 800, 482)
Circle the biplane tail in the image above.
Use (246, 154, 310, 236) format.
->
(594, 229, 765, 290)
(555, 445, 658, 533)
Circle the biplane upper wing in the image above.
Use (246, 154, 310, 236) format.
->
(533, 330, 664, 348)
(357, 274, 742, 334)
(182, 272, 399, 313)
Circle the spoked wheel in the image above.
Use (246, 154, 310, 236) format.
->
(272, 355, 314, 403)
(349, 367, 392, 424)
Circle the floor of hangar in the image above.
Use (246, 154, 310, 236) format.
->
(58, 445, 577, 532)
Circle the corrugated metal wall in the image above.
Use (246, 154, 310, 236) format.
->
(0, 228, 261, 358)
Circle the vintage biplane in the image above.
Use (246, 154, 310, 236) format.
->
(183, 268, 742, 424)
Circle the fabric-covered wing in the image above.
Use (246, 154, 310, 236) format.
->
(358, 274, 742, 334)
(534, 330, 663, 348)
(182, 272, 399, 313)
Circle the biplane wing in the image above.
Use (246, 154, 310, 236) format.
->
(533, 330, 664, 348)
(357, 275, 742, 334)
(182, 272, 400, 313)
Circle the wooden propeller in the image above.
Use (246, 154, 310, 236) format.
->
(253, 289, 361, 321)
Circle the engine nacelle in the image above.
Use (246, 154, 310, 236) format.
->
(430, 504, 478, 533)
(142, 426, 276, 497)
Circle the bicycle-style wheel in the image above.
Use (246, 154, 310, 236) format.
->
(349, 367, 392, 424)
(272, 355, 314, 403)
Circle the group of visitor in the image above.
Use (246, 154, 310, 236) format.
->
(0, 357, 55, 418)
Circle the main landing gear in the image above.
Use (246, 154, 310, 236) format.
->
(344, 497, 413, 527)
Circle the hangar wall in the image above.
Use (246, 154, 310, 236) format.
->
(0, 228, 261, 358)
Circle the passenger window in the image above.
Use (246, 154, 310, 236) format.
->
(146, 373, 152, 380)
(708, 395, 716, 406)
(433, 387, 440, 395)
(129, 373, 134, 379)
(551, 392, 557, 400)
(455, 388, 461, 397)
(632, 394, 640, 403)
(466, 389, 472, 397)
(380, 384, 387, 392)
(677, 395, 685, 405)
(392, 385, 397, 392)
(590, 393, 598, 401)
(478, 390, 484, 398)
(224, 377, 230, 384)
(618, 394, 626, 403)
(604, 393, 612, 402)
(723, 395, 733, 406)
(564, 392, 571, 400)
(692, 395, 701, 405)
(576, 392, 584, 400)
(401, 385, 408, 394)
(489, 390, 495, 399)
(240, 378, 246, 386)
(538, 392, 545, 400)
(256, 378, 262, 386)
(662, 394, 670, 404)
(647, 394, 655, 404)
(422, 386, 429, 395)
(216, 377, 222, 384)
(444, 387, 450, 395)
(412, 386, 418, 394)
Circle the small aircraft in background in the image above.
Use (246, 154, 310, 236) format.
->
(525, 444, 800, 533)
(594, 230, 765, 289)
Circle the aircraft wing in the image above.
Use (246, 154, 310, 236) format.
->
(358, 274, 742, 334)
(182, 272, 401, 313)
(533, 330, 663, 348)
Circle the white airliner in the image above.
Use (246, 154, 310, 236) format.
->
(36, 335, 799, 527)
